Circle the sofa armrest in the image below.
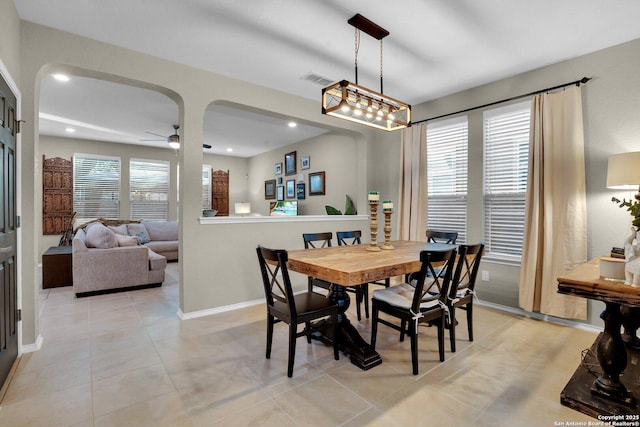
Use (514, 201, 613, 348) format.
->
(72, 245, 150, 293)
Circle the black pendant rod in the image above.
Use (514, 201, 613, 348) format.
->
(413, 77, 591, 124)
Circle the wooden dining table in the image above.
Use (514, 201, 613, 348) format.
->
(286, 240, 452, 370)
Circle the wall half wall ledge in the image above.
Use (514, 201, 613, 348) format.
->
(199, 215, 369, 224)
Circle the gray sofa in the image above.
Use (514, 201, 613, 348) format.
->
(107, 220, 179, 261)
(72, 221, 169, 297)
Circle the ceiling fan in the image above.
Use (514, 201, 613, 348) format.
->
(141, 124, 212, 150)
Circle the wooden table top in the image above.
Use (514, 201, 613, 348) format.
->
(557, 258, 640, 306)
(287, 240, 450, 287)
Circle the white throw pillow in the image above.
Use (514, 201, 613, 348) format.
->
(116, 234, 138, 247)
(84, 222, 118, 249)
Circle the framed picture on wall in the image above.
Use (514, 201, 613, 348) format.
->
(301, 155, 310, 170)
(275, 162, 282, 175)
(296, 183, 306, 200)
(286, 180, 295, 199)
(285, 151, 297, 175)
(264, 179, 276, 200)
(277, 185, 284, 201)
(309, 171, 325, 196)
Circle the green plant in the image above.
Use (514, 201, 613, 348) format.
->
(325, 195, 357, 215)
(612, 196, 640, 231)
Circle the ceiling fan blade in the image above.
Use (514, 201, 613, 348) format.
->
(144, 131, 168, 138)
(139, 138, 167, 142)
(202, 144, 212, 149)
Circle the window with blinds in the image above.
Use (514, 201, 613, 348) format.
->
(483, 101, 531, 264)
(427, 117, 468, 243)
(130, 159, 170, 220)
(202, 165, 212, 209)
(73, 153, 121, 223)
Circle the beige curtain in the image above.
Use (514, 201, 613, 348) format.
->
(519, 86, 587, 319)
(398, 123, 427, 241)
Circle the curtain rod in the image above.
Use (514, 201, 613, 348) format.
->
(412, 76, 591, 124)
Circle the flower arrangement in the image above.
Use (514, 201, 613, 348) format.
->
(612, 196, 640, 231)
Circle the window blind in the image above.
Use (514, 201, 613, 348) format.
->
(73, 153, 121, 224)
(427, 117, 468, 243)
(130, 159, 170, 220)
(202, 165, 212, 209)
(483, 102, 531, 264)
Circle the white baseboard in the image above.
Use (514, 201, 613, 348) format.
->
(476, 299, 603, 334)
(21, 334, 43, 354)
(177, 298, 264, 320)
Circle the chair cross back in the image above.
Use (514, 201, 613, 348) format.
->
(412, 249, 457, 310)
(336, 230, 362, 246)
(256, 246, 296, 312)
(303, 232, 333, 249)
(426, 229, 458, 244)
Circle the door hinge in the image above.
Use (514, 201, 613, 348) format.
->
(17, 309, 21, 321)
(16, 119, 25, 134)
(16, 215, 21, 228)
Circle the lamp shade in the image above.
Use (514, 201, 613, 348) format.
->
(607, 151, 640, 189)
(234, 202, 251, 215)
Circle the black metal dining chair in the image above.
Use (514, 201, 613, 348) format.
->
(256, 245, 339, 377)
(426, 229, 459, 244)
(302, 232, 334, 294)
(447, 242, 484, 352)
(336, 230, 390, 320)
(370, 248, 456, 375)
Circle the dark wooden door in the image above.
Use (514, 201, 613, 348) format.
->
(211, 170, 229, 216)
(0, 72, 18, 387)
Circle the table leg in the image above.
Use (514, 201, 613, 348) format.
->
(592, 302, 636, 407)
(621, 305, 640, 350)
(328, 284, 382, 370)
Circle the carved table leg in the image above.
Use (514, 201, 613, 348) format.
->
(327, 284, 382, 370)
(592, 301, 637, 407)
(621, 305, 640, 350)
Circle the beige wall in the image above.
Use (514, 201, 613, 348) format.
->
(0, 0, 20, 80)
(17, 21, 373, 344)
(248, 132, 361, 216)
(372, 37, 640, 325)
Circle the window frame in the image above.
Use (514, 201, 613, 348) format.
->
(73, 153, 121, 225)
(129, 158, 170, 221)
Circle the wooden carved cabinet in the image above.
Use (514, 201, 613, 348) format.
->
(211, 169, 229, 216)
(43, 156, 73, 235)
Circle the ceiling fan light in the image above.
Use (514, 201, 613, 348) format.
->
(169, 141, 180, 149)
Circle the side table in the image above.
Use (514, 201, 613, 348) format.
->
(42, 245, 73, 288)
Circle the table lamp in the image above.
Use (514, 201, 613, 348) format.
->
(607, 151, 640, 199)
(234, 202, 251, 216)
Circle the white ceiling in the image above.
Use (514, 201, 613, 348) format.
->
(16, 0, 640, 156)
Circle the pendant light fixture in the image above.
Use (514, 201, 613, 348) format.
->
(322, 14, 411, 131)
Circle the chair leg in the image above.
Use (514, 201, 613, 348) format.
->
(370, 302, 379, 350)
(410, 320, 419, 375)
(305, 321, 312, 343)
(287, 323, 297, 378)
(355, 288, 362, 321)
(437, 314, 445, 362)
(467, 303, 474, 342)
(400, 320, 406, 342)
(332, 310, 339, 360)
(266, 314, 274, 359)
(363, 283, 370, 319)
(449, 307, 457, 353)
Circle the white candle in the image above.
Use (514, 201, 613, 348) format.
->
(383, 200, 393, 211)
(368, 191, 380, 202)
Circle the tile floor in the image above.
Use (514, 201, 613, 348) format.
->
(0, 263, 600, 426)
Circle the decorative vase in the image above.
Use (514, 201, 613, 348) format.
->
(624, 226, 640, 287)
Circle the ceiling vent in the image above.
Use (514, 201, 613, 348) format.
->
(301, 72, 334, 87)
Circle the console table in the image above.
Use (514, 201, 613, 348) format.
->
(42, 246, 73, 288)
(557, 258, 640, 418)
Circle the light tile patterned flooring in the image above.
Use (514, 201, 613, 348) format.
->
(0, 262, 599, 426)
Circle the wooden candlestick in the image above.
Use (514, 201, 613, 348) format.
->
(381, 210, 394, 250)
(367, 201, 381, 252)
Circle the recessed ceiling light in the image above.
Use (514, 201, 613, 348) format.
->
(288, 122, 297, 128)
(53, 74, 70, 82)
(226, 148, 233, 152)
(65, 127, 76, 133)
